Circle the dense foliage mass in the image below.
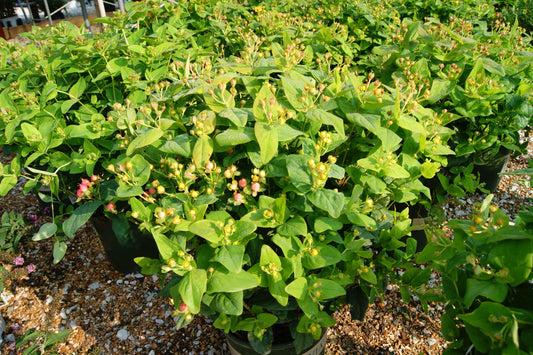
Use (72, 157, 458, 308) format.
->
(0, 0, 532, 353)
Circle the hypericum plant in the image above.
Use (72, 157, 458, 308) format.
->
(0, 0, 454, 353)
(418, 195, 533, 354)
(365, 14, 533, 197)
(81, 40, 450, 352)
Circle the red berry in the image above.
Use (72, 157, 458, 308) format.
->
(148, 187, 156, 195)
(234, 193, 243, 202)
(179, 303, 187, 312)
(90, 175, 99, 182)
(106, 203, 115, 211)
(238, 178, 247, 188)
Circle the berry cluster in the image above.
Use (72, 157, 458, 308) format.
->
(75, 175, 100, 201)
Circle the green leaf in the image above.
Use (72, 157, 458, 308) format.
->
(248, 328, 273, 354)
(277, 216, 307, 237)
(255, 122, 278, 165)
(44, 330, 72, 347)
(287, 155, 313, 192)
(464, 279, 508, 308)
(420, 161, 440, 179)
(107, 57, 128, 74)
(208, 270, 259, 293)
(192, 135, 214, 169)
(152, 232, 182, 260)
(177, 269, 207, 314)
(459, 302, 513, 333)
(286, 277, 308, 299)
(21, 123, 42, 142)
(267, 274, 289, 306)
(134, 257, 161, 275)
(302, 244, 342, 269)
(0, 176, 18, 196)
(53, 241, 67, 264)
(127, 128, 164, 156)
(260, 245, 282, 268)
(116, 185, 144, 197)
(159, 134, 195, 157)
(277, 124, 303, 142)
(382, 163, 411, 179)
(189, 220, 223, 244)
(32, 223, 57, 241)
(481, 58, 505, 76)
(69, 77, 86, 99)
(281, 72, 314, 112)
(359, 268, 377, 284)
(219, 108, 250, 127)
(428, 79, 454, 103)
(40, 83, 57, 107)
(314, 217, 343, 233)
(440, 313, 459, 341)
(206, 291, 243, 315)
(375, 127, 401, 152)
(63, 200, 102, 239)
(306, 109, 345, 137)
(307, 189, 344, 218)
(488, 239, 533, 287)
(314, 278, 345, 299)
(214, 245, 245, 273)
(214, 127, 254, 147)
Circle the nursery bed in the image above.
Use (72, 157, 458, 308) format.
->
(0, 138, 532, 354)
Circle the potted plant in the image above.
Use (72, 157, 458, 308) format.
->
(366, 16, 533, 193)
(0, 1, 455, 352)
(417, 194, 533, 354)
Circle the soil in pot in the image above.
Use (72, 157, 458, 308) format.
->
(90, 213, 159, 273)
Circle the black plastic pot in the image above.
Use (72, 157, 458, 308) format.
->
(226, 329, 327, 355)
(473, 149, 512, 193)
(90, 214, 159, 274)
(473, 148, 513, 192)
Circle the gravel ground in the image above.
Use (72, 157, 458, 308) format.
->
(0, 136, 532, 354)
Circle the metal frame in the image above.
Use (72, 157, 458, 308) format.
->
(39, 0, 125, 31)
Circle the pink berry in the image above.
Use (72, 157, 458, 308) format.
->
(179, 303, 187, 312)
(77, 189, 83, 197)
(234, 193, 243, 202)
(79, 184, 88, 192)
(148, 187, 156, 195)
(251, 182, 260, 192)
(106, 203, 115, 211)
(238, 178, 247, 188)
(90, 175, 98, 182)
(81, 179, 90, 186)
(206, 162, 214, 170)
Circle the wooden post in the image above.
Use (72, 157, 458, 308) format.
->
(95, 0, 106, 18)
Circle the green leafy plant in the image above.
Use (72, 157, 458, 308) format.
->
(419, 194, 533, 354)
(0, 211, 35, 253)
(2, 0, 532, 353)
(0, 1, 456, 352)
